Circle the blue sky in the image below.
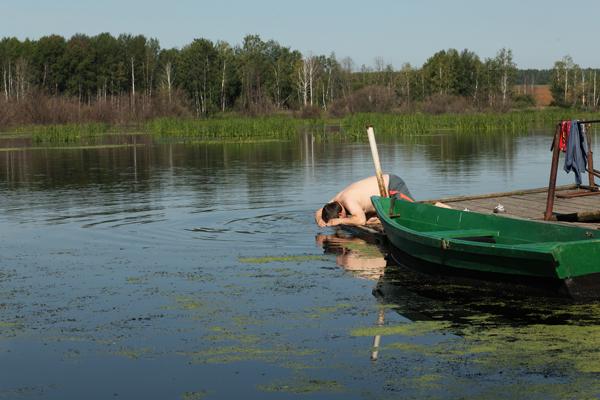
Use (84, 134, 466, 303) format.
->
(2, 0, 598, 69)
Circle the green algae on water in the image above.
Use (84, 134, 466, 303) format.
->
(125, 276, 145, 284)
(257, 378, 344, 394)
(181, 344, 318, 365)
(181, 390, 208, 400)
(313, 303, 352, 314)
(238, 255, 328, 264)
(203, 326, 260, 345)
(173, 296, 203, 310)
(0, 321, 23, 328)
(351, 321, 452, 337)
(458, 324, 600, 374)
(113, 347, 154, 360)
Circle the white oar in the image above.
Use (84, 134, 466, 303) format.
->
(367, 126, 389, 198)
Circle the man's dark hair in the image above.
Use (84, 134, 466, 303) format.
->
(322, 202, 343, 223)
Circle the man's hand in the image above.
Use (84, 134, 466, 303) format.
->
(366, 217, 380, 225)
(326, 218, 343, 227)
(315, 208, 327, 227)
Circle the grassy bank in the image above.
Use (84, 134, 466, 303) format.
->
(341, 109, 599, 138)
(4, 109, 600, 144)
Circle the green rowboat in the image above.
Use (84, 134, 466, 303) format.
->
(371, 196, 600, 299)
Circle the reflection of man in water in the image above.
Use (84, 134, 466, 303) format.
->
(316, 231, 389, 361)
(316, 233, 387, 280)
(315, 175, 414, 227)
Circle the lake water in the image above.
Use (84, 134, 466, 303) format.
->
(1, 131, 600, 399)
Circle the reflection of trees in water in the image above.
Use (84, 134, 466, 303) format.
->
(1, 131, 544, 201)
(383, 133, 518, 178)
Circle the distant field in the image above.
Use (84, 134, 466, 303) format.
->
(514, 84, 553, 106)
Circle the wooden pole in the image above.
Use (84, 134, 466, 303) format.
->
(585, 123, 595, 188)
(367, 126, 389, 197)
(544, 124, 562, 221)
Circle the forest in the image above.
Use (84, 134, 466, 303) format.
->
(0, 33, 597, 128)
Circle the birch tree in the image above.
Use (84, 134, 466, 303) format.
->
(551, 56, 576, 106)
(495, 48, 516, 106)
(178, 38, 219, 116)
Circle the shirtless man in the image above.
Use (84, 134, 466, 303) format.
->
(315, 174, 414, 227)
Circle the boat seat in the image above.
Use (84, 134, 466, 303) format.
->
(426, 229, 499, 239)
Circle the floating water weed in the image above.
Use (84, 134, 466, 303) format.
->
(257, 378, 344, 394)
(238, 255, 328, 264)
(146, 116, 325, 141)
(351, 321, 452, 337)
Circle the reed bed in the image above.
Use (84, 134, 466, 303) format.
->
(145, 116, 325, 141)
(5, 110, 600, 144)
(341, 110, 600, 138)
(11, 123, 114, 143)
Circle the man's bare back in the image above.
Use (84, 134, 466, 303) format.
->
(315, 175, 448, 227)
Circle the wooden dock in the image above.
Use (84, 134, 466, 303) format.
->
(424, 184, 600, 229)
(343, 184, 600, 240)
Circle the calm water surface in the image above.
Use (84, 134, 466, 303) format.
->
(1, 132, 599, 399)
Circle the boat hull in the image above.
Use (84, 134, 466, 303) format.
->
(372, 196, 600, 299)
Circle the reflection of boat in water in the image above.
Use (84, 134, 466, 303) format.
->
(316, 230, 389, 281)
(374, 256, 600, 327)
(317, 228, 592, 325)
(372, 197, 600, 299)
(372, 262, 600, 373)
(319, 228, 600, 364)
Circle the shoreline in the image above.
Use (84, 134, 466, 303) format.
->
(1, 109, 599, 144)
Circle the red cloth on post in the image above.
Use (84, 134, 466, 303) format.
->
(559, 120, 571, 152)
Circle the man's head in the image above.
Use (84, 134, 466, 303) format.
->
(322, 201, 345, 223)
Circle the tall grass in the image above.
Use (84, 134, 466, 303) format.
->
(341, 110, 600, 138)
(5, 109, 600, 144)
(11, 122, 113, 143)
(146, 116, 326, 141)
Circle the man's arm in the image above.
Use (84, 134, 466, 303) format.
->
(326, 201, 367, 227)
(326, 215, 366, 227)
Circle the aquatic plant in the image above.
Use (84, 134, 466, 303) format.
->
(146, 116, 325, 141)
(5, 109, 600, 145)
(238, 255, 329, 264)
(350, 321, 452, 337)
(180, 391, 208, 400)
(257, 378, 344, 394)
(341, 110, 600, 138)
(13, 123, 114, 143)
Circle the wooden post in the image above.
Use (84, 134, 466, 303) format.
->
(367, 126, 389, 197)
(544, 124, 562, 220)
(585, 123, 595, 188)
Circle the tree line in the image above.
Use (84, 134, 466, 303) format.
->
(550, 55, 600, 108)
(0, 33, 595, 127)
